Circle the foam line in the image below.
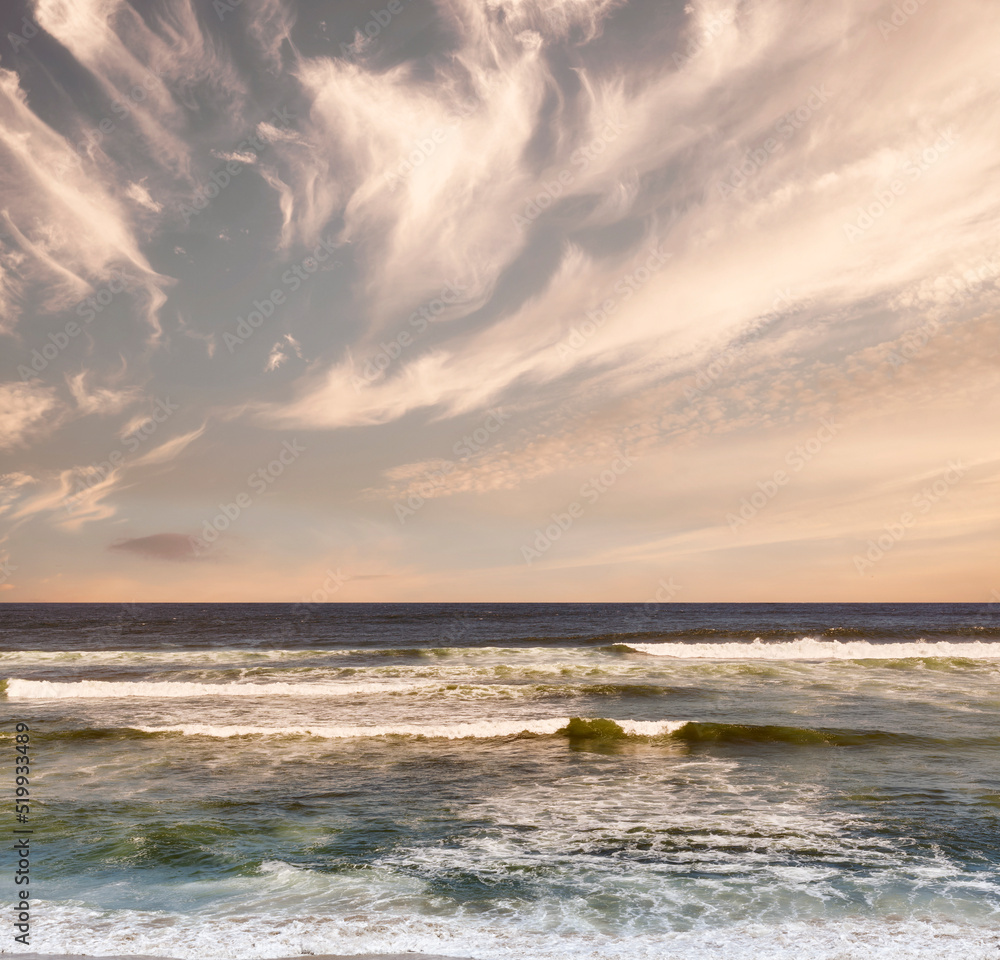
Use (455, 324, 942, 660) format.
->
(3, 678, 438, 699)
(130, 718, 691, 739)
(627, 638, 1000, 659)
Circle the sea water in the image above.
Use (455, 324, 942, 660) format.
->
(2, 602, 999, 959)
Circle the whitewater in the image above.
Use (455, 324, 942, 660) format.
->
(3, 602, 999, 960)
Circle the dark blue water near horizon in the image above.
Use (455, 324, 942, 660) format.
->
(0, 601, 997, 650)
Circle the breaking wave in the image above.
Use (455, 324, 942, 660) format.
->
(3, 677, 438, 699)
(625, 638, 1000, 660)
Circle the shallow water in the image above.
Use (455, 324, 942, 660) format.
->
(3, 603, 999, 959)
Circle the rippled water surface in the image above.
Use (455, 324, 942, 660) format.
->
(3, 603, 999, 959)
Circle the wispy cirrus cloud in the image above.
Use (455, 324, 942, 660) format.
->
(0, 381, 61, 450)
(0, 66, 171, 337)
(1, 0, 999, 600)
(66, 372, 140, 416)
(131, 423, 206, 467)
(249, 0, 1000, 464)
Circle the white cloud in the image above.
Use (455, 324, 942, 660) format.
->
(131, 424, 207, 468)
(264, 334, 304, 372)
(67, 373, 140, 417)
(0, 472, 36, 520)
(250, 0, 1000, 456)
(0, 66, 173, 337)
(0, 381, 61, 450)
(124, 180, 163, 213)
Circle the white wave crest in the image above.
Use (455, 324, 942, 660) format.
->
(4, 678, 438, 699)
(0, 648, 343, 664)
(628, 638, 1000, 660)
(130, 717, 690, 740)
(22, 902, 1000, 960)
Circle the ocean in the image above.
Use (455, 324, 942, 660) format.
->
(3, 602, 1000, 960)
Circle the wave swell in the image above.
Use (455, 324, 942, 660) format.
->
(3, 678, 438, 699)
(127, 717, 691, 740)
(626, 638, 1000, 660)
(18, 716, 999, 749)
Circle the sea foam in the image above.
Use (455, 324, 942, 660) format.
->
(627, 637, 1000, 659)
(129, 717, 690, 740)
(20, 902, 1000, 960)
(3, 678, 438, 699)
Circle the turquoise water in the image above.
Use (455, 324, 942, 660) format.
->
(3, 603, 1000, 958)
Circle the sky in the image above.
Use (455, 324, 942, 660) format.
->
(0, 0, 998, 603)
